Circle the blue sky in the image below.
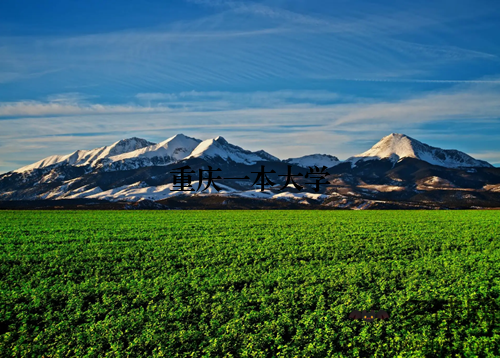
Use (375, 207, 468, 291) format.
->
(1, 0, 500, 172)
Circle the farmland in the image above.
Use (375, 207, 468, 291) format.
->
(1, 210, 500, 357)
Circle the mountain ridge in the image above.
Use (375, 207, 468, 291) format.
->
(7, 132, 493, 176)
(2, 132, 499, 209)
(186, 136, 280, 165)
(14, 137, 155, 174)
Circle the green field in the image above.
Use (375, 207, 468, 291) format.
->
(1, 210, 500, 357)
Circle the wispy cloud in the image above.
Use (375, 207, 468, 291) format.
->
(1, 81, 500, 173)
(0, 101, 171, 117)
(332, 78, 500, 83)
(0, 68, 65, 84)
(0, 90, 343, 117)
(2, 82, 500, 124)
(1, 0, 497, 93)
(331, 82, 500, 127)
(135, 90, 341, 106)
(468, 151, 500, 166)
(1, 0, 500, 172)
(187, 0, 333, 27)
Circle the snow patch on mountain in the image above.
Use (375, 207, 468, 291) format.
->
(218, 189, 328, 202)
(347, 133, 492, 168)
(14, 137, 155, 173)
(49, 180, 327, 202)
(65, 181, 237, 202)
(99, 134, 202, 171)
(284, 154, 340, 169)
(108, 134, 201, 162)
(272, 191, 328, 201)
(62, 185, 103, 199)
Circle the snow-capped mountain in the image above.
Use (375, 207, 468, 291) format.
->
(186, 136, 279, 164)
(284, 154, 340, 169)
(14, 137, 155, 173)
(347, 133, 492, 169)
(98, 134, 202, 171)
(2, 132, 499, 209)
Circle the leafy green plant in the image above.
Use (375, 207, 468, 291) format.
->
(0, 210, 499, 357)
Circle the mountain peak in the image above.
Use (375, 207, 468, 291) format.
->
(169, 133, 189, 140)
(348, 133, 492, 168)
(362, 133, 417, 159)
(214, 136, 228, 145)
(105, 134, 202, 167)
(13, 137, 155, 173)
(285, 154, 340, 168)
(161, 133, 201, 145)
(109, 137, 155, 155)
(115, 136, 147, 143)
(188, 136, 278, 164)
(388, 132, 406, 138)
(376, 133, 412, 142)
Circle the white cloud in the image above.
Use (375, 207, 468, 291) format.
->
(331, 82, 500, 126)
(187, 0, 333, 27)
(2, 82, 500, 127)
(332, 78, 500, 84)
(0, 90, 342, 118)
(0, 0, 496, 91)
(135, 90, 340, 105)
(0, 68, 65, 84)
(1, 81, 500, 173)
(468, 151, 500, 164)
(0, 101, 172, 117)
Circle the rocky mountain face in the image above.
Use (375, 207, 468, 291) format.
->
(1, 133, 499, 209)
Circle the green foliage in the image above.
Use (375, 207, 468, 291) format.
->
(1, 210, 500, 357)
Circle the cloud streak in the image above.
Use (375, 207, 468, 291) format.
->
(1, 80, 499, 125)
(0, 101, 172, 117)
(331, 82, 500, 126)
(468, 151, 500, 165)
(1, 81, 500, 172)
(334, 78, 500, 83)
(1, 0, 497, 93)
(2, 82, 499, 122)
(1, 0, 500, 172)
